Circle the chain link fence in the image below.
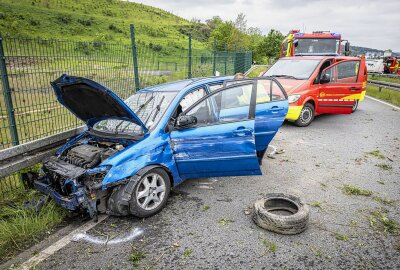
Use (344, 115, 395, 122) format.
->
(0, 25, 252, 196)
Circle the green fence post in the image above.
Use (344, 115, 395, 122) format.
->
(0, 36, 19, 146)
(224, 43, 227, 75)
(130, 24, 140, 92)
(188, 34, 192, 79)
(212, 38, 216, 76)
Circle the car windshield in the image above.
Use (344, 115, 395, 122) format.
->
(93, 91, 177, 135)
(295, 38, 340, 55)
(264, 59, 321, 80)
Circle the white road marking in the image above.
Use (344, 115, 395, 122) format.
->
(365, 95, 400, 110)
(17, 215, 108, 270)
(72, 227, 143, 245)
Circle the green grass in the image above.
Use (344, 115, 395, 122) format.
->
(0, 0, 206, 50)
(365, 86, 400, 107)
(218, 218, 234, 225)
(0, 190, 66, 262)
(373, 196, 396, 206)
(261, 239, 277, 253)
(246, 66, 269, 78)
(369, 208, 399, 234)
(370, 74, 400, 84)
(375, 163, 393, 171)
(366, 150, 385, 159)
(183, 248, 192, 258)
(310, 201, 322, 209)
(334, 233, 349, 241)
(342, 184, 373, 196)
(201, 205, 210, 212)
(128, 246, 146, 267)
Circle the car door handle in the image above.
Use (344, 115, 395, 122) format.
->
(233, 127, 252, 136)
(349, 87, 361, 91)
(270, 106, 284, 113)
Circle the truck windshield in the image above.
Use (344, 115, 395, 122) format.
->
(93, 91, 177, 135)
(295, 38, 340, 55)
(265, 59, 321, 80)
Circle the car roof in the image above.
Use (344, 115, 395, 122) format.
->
(140, 76, 233, 93)
(281, 56, 360, 61)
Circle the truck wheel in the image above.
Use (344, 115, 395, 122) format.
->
(351, 100, 359, 113)
(252, 193, 309, 235)
(294, 103, 314, 127)
(129, 168, 171, 218)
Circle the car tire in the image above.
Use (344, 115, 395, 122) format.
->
(129, 168, 171, 218)
(294, 103, 315, 127)
(252, 193, 309, 235)
(351, 100, 359, 113)
(107, 184, 130, 216)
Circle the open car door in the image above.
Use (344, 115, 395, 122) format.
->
(169, 81, 261, 180)
(317, 58, 366, 114)
(224, 78, 288, 162)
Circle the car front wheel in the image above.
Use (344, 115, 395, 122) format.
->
(294, 103, 315, 127)
(129, 168, 171, 218)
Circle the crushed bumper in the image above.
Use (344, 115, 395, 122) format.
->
(286, 105, 303, 121)
(34, 176, 85, 211)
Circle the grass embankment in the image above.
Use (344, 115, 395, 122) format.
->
(0, 0, 205, 50)
(367, 74, 400, 106)
(0, 188, 66, 262)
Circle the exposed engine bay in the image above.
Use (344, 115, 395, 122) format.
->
(39, 137, 129, 218)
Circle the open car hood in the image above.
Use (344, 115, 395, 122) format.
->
(51, 75, 148, 132)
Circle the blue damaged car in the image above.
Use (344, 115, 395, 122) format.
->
(34, 75, 288, 219)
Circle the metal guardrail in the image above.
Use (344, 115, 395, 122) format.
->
(367, 80, 400, 92)
(0, 126, 85, 179)
(368, 73, 400, 78)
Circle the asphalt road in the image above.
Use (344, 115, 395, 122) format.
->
(13, 97, 400, 269)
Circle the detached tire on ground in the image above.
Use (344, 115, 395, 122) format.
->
(252, 193, 309, 235)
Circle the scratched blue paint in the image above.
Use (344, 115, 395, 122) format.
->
(34, 75, 288, 213)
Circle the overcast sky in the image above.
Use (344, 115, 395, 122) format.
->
(132, 0, 400, 52)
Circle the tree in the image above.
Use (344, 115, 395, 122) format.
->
(234, 13, 247, 33)
(257, 29, 285, 61)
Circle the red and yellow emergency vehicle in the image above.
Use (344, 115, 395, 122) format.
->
(280, 30, 351, 58)
(264, 55, 367, 126)
(383, 57, 400, 74)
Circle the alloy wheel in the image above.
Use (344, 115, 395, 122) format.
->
(136, 173, 166, 211)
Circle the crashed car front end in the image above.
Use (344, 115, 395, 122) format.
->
(34, 134, 130, 218)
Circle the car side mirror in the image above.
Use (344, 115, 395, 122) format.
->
(320, 73, 331, 84)
(344, 42, 350, 56)
(175, 115, 197, 129)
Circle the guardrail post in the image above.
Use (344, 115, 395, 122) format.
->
(224, 43, 227, 75)
(130, 24, 140, 92)
(188, 34, 192, 79)
(212, 38, 216, 76)
(0, 36, 19, 146)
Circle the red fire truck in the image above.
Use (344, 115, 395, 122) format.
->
(383, 57, 400, 74)
(280, 30, 351, 57)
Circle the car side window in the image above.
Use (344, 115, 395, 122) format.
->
(184, 84, 253, 127)
(180, 88, 206, 111)
(321, 60, 360, 84)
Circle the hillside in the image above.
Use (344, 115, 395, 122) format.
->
(0, 0, 206, 50)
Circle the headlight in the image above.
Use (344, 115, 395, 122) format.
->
(288, 94, 301, 104)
